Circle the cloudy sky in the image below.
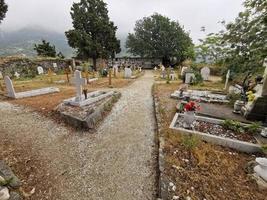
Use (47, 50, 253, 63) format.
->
(1, 0, 245, 43)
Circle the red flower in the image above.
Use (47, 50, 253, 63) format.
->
(184, 101, 200, 112)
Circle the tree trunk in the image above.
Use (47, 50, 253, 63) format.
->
(93, 57, 97, 71)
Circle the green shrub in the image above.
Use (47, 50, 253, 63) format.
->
(181, 134, 200, 151)
(222, 119, 244, 133)
(246, 122, 262, 134)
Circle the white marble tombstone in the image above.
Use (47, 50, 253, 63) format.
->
(53, 63, 58, 69)
(0, 71, 3, 79)
(224, 70, 231, 90)
(37, 66, 44, 75)
(185, 72, 195, 84)
(201, 67, 210, 81)
(4, 76, 16, 98)
(74, 70, 87, 102)
(124, 68, 132, 78)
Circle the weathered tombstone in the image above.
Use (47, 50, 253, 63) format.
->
(124, 67, 132, 79)
(161, 70, 167, 79)
(72, 59, 76, 69)
(224, 70, 230, 90)
(14, 72, 20, 78)
(201, 67, 210, 81)
(53, 63, 58, 69)
(185, 72, 195, 84)
(4, 76, 16, 98)
(170, 71, 175, 81)
(37, 66, 44, 75)
(254, 157, 267, 182)
(74, 70, 87, 102)
(154, 67, 158, 71)
(138, 67, 142, 72)
(113, 63, 119, 78)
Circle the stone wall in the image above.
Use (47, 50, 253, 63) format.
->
(0, 57, 72, 78)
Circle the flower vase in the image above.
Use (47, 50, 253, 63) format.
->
(183, 111, 196, 129)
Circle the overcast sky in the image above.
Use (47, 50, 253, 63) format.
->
(1, 0, 245, 43)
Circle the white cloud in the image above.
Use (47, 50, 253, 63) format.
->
(1, 0, 244, 43)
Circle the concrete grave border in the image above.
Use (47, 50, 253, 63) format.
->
(170, 113, 262, 153)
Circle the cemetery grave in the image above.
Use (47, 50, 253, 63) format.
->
(153, 81, 267, 200)
(56, 70, 121, 130)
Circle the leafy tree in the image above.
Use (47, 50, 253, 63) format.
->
(65, 0, 121, 69)
(0, 0, 8, 24)
(222, 0, 267, 75)
(195, 33, 228, 64)
(34, 40, 57, 57)
(126, 13, 194, 66)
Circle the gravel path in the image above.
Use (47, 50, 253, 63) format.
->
(0, 71, 157, 200)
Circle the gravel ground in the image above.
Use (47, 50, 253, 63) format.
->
(0, 71, 157, 200)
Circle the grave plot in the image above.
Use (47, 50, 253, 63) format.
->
(170, 113, 263, 153)
(171, 89, 229, 103)
(153, 83, 267, 200)
(56, 71, 121, 130)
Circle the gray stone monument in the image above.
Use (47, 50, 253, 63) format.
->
(201, 67, 210, 81)
(185, 72, 195, 84)
(53, 63, 58, 69)
(74, 70, 87, 102)
(4, 76, 16, 98)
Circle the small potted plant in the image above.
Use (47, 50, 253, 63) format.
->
(183, 101, 200, 129)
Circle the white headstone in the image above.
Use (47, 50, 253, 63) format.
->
(53, 63, 58, 69)
(201, 67, 210, 81)
(224, 70, 231, 90)
(154, 67, 158, 71)
(138, 67, 142, 72)
(185, 72, 195, 84)
(74, 70, 87, 102)
(14, 72, 20, 78)
(37, 66, 44, 75)
(124, 68, 132, 78)
(0, 71, 3, 79)
(4, 76, 16, 98)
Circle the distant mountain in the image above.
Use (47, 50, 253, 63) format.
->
(0, 26, 131, 58)
(0, 26, 74, 58)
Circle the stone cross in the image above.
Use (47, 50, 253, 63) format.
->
(224, 70, 230, 90)
(74, 70, 87, 102)
(261, 59, 267, 96)
(4, 76, 16, 98)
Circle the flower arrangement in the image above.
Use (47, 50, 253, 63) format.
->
(184, 101, 200, 112)
(246, 91, 255, 102)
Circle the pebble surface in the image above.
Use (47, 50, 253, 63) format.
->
(0, 71, 157, 200)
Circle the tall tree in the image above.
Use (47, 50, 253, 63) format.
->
(34, 40, 57, 57)
(65, 0, 121, 69)
(0, 0, 8, 24)
(222, 0, 267, 75)
(126, 13, 194, 65)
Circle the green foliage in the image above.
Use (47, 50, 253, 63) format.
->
(246, 122, 262, 134)
(65, 0, 121, 68)
(0, 0, 8, 24)
(228, 93, 242, 106)
(0, 177, 13, 187)
(196, 0, 266, 80)
(261, 145, 267, 154)
(34, 40, 57, 57)
(126, 13, 194, 65)
(222, 119, 244, 133)
(181, 134, 200, 151)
